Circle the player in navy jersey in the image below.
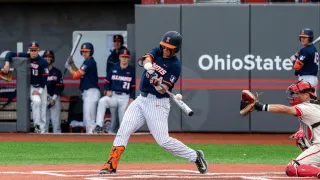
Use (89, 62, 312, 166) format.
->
(99, 31, 208, 174)
(65, 42, 100, 134)
(290, 28, 319, 95)
(43, 50, 64, 133)
(93, 49, 135, 134)
(4, 42, 49, 133)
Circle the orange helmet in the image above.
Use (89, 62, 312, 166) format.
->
(286, 80, 317, 106)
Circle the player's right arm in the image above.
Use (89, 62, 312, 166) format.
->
(292, 49, 307, 71)
(3, 52, 30, 73)
(104, 69, 113, 96)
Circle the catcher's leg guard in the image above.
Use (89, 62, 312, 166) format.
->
(100, 146, 125, 174)
(285, 160, 320, 178)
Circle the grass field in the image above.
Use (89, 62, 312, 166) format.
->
(0, 142, 301, 165)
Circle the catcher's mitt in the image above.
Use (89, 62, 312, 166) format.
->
(0, 71, 12, 82)
(240, 90, 262, 116)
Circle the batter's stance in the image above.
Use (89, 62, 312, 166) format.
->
(65, 42, 100, 134)
(93, 49, 135, 134)
(290, 28, 319, 95)
(99, 31, 208, 174)
(43, 50, 64, 133)
(4, 42, 49, 133)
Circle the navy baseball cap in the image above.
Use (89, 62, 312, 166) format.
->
(119, 49, 130, 57)
(43, 50, 54, 58)
(29, 41, 40, 49)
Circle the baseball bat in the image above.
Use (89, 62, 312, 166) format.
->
(62, 33, 82, 78)
(158, 84, 194, 116)
(313, 36, 320, 45)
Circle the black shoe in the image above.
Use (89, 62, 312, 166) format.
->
(34, 125, 40, 134)
(93, 126, 103, 134)
(99, 161, 117, 174)
(195, 150, 208, 174)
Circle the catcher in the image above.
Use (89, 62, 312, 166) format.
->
(240, 80, 320, 178)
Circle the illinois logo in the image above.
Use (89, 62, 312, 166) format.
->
(166, 37, 171, 43)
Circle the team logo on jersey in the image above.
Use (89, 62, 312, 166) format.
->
(113, 70, 117, 73)
(47, 76, 57, 81)
(81, 65, 87, 70)
(126, 72, 130, 74)
(170, 75, 176, 83)
(299, 55, 305, 61)
(152, 62, 167, 75)
(30, 63, 39, 69)
(45, 68, 49, 74)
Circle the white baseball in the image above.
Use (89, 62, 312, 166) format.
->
(175, 94, 183, 100)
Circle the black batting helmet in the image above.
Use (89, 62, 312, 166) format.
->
(42, 50, 55, 62)
(159, 31, 182, 53)
(299, 28, 314, 42)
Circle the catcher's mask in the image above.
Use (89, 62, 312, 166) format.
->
(286, 80, 317, 106)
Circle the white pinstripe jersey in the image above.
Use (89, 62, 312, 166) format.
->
(295, 102, 320, 144)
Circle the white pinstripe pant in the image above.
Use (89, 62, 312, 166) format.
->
(113, 93, 197, 162)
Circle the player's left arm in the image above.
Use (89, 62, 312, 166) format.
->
(155, 62, 181, 94)
(39, 61, 49, 94)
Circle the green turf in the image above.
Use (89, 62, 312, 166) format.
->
(0, 142, 301, 165)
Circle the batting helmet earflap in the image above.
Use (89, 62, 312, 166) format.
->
(42, 50, 55, 62)
(159, 31, 182, 53)
(299, 28, 314, 42)
(80, 42, 94, 56)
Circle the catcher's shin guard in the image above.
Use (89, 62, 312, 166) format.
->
(286, 160, 320, 178)
(100, 146, 125, 174)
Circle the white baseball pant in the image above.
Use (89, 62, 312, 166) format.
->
(82, 88, 100, 134)
(30, 86, 47, 133)
(299, 75, 318, 96)
(45, 95, 61, 133)
(96, 92, 129, 133)
(113, 94, 198, 162)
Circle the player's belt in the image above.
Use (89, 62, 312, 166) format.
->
(32, 84, 41, 88)
(140, 91, 169, 99)
(114, 91, 127, 95)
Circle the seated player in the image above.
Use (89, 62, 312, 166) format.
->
(93, 49, 135, 134)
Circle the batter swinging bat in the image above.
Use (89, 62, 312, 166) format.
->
(62, 33, 82, 78)
(158, 84, 194, 116)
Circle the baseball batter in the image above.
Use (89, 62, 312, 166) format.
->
(99, 31, 208, 174)
(43, 50, 64, 133)
(4, 42, 49, 133)
(242, 81, 320, 178)
(65, 42, 100, 134)
(93, 49, 135, 134)
(290, 28, 319, 95)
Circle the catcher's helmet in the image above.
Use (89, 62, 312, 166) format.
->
(299, 28, 314, 42)
(80, 42, 94, 56)
(159, 31, 182, 53)
(42, 50, 55, 62)
(286, 80, 317, 106)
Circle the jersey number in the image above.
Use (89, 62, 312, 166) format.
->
(32, 69, 38, 76)
(123, 82, 130, 90)
(314, 52, 319, 70)
(148, 73, 163, 84)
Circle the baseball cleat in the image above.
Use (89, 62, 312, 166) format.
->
(34, 125, 41, 134)
(93, 126, 104, 134)
(99, 162, 116, 174)
(195, 150, 208, 174)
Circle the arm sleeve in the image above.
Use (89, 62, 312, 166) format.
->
(54, 70, 64, 96)
(161, 62, 181, 88)
(294, 104, 311, 121)
(40, 61, 49, 89)
(4, 52, 30, 63)
(104, 70, 112, 91)
(145, 47, 161, 62)
(129, 70, 136, 99)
